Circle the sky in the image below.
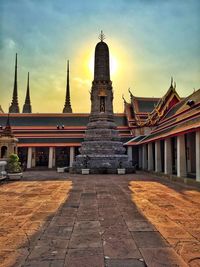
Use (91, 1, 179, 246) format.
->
(0, 0, 200, 113)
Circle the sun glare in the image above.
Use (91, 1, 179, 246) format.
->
(89, 54, 118, 77)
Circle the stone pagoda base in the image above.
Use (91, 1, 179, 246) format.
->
(72, 154, 135, 174)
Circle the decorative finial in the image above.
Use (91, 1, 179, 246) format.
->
(174, 81, 176, 89)
(171, 76, 173, 87)
(122, 94, 126, 103)
(99, 30, 105, 42)
(128, 88, 133, 98)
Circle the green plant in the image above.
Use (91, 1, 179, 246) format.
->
(7, 154, 21, 173)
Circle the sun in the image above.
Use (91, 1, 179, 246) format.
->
(89, 54, 118, 77)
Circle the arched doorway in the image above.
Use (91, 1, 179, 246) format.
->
(1, 146, 8, 158)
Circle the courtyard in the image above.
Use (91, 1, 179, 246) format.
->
(0, 171, 200, 267)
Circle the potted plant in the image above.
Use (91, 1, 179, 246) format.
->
(117, 161, 126, 175)
(81, 156, 90, 174)
(6, 154, 23, 180)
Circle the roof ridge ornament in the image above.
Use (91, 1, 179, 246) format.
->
(99, 30, 105, 42)
(170, 76, 173, 88)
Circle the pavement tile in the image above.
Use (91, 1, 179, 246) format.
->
(101, 225, 132, 240)
(140, 247, 188, 267)
(64, 248, 104, 267)
(131, 231, 169, 248)
(105, 259, 146, 267)
(23, 260, 64, 267)
(125, 220, 156, 232)
(27, 245, 66, 261)
(103, 238, 141, 259)
(69, 232, 102, 248)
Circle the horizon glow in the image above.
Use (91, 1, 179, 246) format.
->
(0, 0, 200, 113)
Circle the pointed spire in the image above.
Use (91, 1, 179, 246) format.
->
(9, 53, 20, 113)
(2, 114, 13, 137)
(63, 60, 72, 113)
(174, 81, 176, 89)
(170, 76, 174, 89)
(22, 72, 32, 113)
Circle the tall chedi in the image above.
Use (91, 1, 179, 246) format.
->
(22, 72, 32, 113)
(63, 60, 72, 113)
(9, 53, 20, 113)
(73, 32, 133, 174)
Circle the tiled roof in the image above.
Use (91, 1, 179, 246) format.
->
(0, 113, 128, 127)
(137, 99, 159, 113)
(138, 89, 200, 143)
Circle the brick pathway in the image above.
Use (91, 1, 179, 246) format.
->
(0, 171, 199, 267)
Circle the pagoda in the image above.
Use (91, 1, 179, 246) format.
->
(73, 32, 133, 174)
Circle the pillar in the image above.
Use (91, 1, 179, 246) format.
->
(164, 138, 172, 175)
(177, 134, 186, 177)
(196, 131, 200, 181)
(155, 141, 162, 172)
(142, 144, 147, 170)
(52, 147, 56, 167)
(70, 146, 75, 167)
(31, 147, 36, 167)
(127, 146, 133, 162)
(138, 146, 142, 169)
(148, 143, 153, 171)
(27, 147, 32, 169)
(48, 147, 54, 168)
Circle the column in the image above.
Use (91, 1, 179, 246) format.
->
(196, 131, 200, 181)
(186, 134, 192, 173)
(155, 141, 162, 172)
(48, 147, 54, 168)
(27, 147, 32, 169)
(70, 147, 75, 167)
(31, 147, 36, 167)
(148, 143, 153, 171)
(177, 134, 186, 177)
(142, 144, 147, 170)
(127, 146, 133, 162)
(164, 138, 172, 175)
(138, 146, 142, 169)
(52, 147, 56, 167)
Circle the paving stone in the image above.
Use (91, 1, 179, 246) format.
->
(140, 247, 188, 266)
(41, 226, 72, 240)
(23, 260, 64, 267)
(131, 231, 169, 248)
(69, 232, 102, 248)
(27, 245, 66, 261)
(103, 238, 141, 259)
(172, 240, 200, 266)
(105, 258, 146, 267)
(50, 216, 75, 227)
(126, 220, 156, 232)
(65, 248, 104, 267)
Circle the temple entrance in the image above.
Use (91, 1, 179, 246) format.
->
(36, 147, 49, 167)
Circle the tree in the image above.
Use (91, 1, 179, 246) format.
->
(7, 154, 21, 173)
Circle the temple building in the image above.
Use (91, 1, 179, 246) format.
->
(0, 35, 199, 181)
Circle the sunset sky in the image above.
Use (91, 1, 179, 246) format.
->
(0, 0, 200, 113)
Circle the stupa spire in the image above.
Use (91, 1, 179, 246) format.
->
(9, 53, 20, 113)
(2, 114, 13, 137)
(63, 60, 72, 113)
(22, 72, 32, 113)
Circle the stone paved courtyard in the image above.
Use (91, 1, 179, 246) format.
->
(0, 171, 200, 267)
